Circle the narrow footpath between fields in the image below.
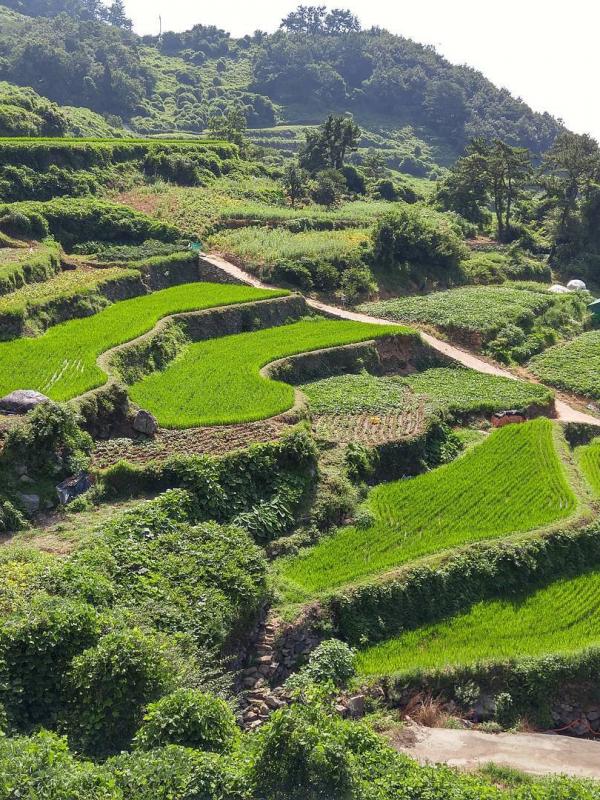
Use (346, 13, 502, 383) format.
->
(203, 254, 600, 428)
(390, 724, 600, 780)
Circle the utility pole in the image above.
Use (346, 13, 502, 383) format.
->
(158, 15, 163, 42)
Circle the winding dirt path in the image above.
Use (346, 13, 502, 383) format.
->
(392, 725, 600, 779)
(203, 254, 600, 428)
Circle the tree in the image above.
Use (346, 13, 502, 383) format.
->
(423, 80, 469, 140)
(311, 169, 345, 207)
(207, 107, 246, 148)
(540, 131, 600, 257)
(482, 139, 532, 241)
(434, 141, 491, 223)
(324, 8, 361, 34)
(362, 150, 387, 180)
(299, 115, 361, 172)
(106, 0, 132, 29)
(282, 164, 308, 207)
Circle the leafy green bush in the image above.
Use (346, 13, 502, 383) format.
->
(4, 401, 92, 480)
(133, 689, 237, 753)
(339, 265, 376, 303)
(0, 595, 100, 730)
(370, 206, 468, 286)
(108, 745, 245, 800)
(66, 629, 177, 757)
(291, 639, 356, 689)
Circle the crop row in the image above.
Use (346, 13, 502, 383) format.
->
(359, 283, 555, 340)
(529, 330, 600, 400)
(277, 419, 577, 601)
(299, 368, 554, 417)
(356, 568, 600, 676)
(0, 282, 284, 401)
(578, 438, 600, 497)
(128, 318, 403, 428)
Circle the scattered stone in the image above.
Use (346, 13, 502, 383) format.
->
(0, 390, 49, 415)
(345, 694, 366, 718)
(16, 492, 40, 514)
(133, 409, 159, 436)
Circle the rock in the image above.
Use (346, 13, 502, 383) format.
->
(17, 493, 40, 514)
(133, 409, 158, 436)
(0, 390, 49, 415)
(345, 694, 366, 718)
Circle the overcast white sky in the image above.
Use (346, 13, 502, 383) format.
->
(123, 0, 598, 140)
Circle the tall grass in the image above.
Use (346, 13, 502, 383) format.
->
(577, 439, 600, 497)
(356, 569, 600, 675)
(0, 282, 284, 401)
(129, 319, 403, 428)
(278, 419, 577, 599)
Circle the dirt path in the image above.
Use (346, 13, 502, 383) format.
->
(392, 725, 600, 779)
(203, 254, 600, 428)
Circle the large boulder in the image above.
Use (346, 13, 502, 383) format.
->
(0, 390, 49, 415)
(133, 409, 159, 436)
(16, 492, 40, 515)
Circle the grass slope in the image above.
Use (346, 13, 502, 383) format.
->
(0, 282, 284, 401)
(356, 569, 600, 676)
(577, 439, 600, 497)
(129, 318, 403, 428)
(278, 419, 576, 599)
(529, 330, 600, 400)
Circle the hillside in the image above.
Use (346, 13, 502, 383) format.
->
(0, 2, 563, 172)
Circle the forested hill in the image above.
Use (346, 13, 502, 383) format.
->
(0, 0, 562, 163)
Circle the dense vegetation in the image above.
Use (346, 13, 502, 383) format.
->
(529, 330, 600, 400)
(278, 419, 576, 599)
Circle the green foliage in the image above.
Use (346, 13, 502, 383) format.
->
(4, 401, 92, 479)
(0, 282, 283, 402)
(288, 639, 356, 690)
(339, 265, 377, 303)
(0, 595, 100, 730)
(369, 206, 468, 288)
(0, 730, 118, 800)
(129, 319, 404, 428)
(299, 115, 361, 173)
(133, 689, 237, 753)
(0, 240, 61, 298)
(278, 420, 576, 599)
(0, 198, 179, 250)
(0, 81, 67, 137)
(67, 629, 177, 758)
(108, 745, 244, 800)
(530, 330, 600, 400)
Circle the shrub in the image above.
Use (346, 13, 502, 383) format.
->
(494, 692, 516, 728)
(0, 501, 27, 533)
(0, 730, 117, 800)
(251, 704, 355, 800)
(108, 745, 246, 800)
(66, 629, 177, 757)
(341, 165, 366, 195)
(133, 689, 237, 753)
(0, 210, 48, 239)
(370, 206, 468, 286)
(311, 169, 346, 207)
(0, 595, 100, 730)
(299, 639, 356, 688)
(339, 265, 376, 303)
(4, 401, 92, 479)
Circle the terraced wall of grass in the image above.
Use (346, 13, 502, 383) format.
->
(578, 439, 600, 497)
(0, 282, 285, 401)
(128, 319, 405, 428)
(277, 419, 577, 601)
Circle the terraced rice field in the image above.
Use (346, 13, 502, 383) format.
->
(277, 419, 577, 600)
(356, 570, 600, 676)
(529, 330, 600, 400)
(129, 318, 403, 428)
(577, 439, 600, 497)
(0, 282, 284, 401)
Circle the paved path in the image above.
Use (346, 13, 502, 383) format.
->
(202, 254, 600, 427)
(393, 725, 600, 779)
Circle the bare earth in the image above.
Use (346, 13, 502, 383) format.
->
(203, 253, 600, 428)
(393, 725, 600, 779)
